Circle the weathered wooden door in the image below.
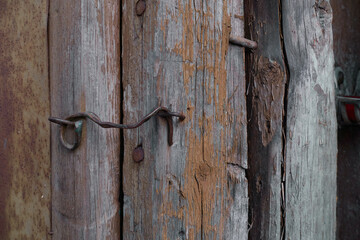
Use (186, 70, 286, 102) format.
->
(1, 0, 338, 239)
(49, 0, 249, 238)
(122, 0, 248, 239)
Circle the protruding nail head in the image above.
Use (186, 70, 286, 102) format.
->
(133, 146, 144, 163)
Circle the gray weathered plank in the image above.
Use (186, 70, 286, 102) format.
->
(0, 1, 51, 239)
(122, 0, 248, 239)
(282, 0, 337, 239)
(49, 0, 121, 238)
(245, 0, 286, 239)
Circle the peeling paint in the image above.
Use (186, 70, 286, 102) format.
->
(123, 0, 248, 239)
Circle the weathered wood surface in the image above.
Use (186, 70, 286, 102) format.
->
(283, 0, 337, 239)
(245, 0, 286, 239)
(0, 1, 51, 239)
(49, 0, 121, 239)
(122, 0, 248, 239)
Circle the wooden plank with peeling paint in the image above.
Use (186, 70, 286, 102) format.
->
(49, 0, 121, 239)
(122, 0, 248, 239)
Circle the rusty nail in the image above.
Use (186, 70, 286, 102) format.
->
(133, 146, 144, 163)
(229, 35, 258, 50)
(135, 0, 146, 16)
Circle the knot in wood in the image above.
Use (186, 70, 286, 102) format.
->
(135, 0, 146, 16)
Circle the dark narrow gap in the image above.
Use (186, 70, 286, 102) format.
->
(243, 0, 253, 235)
(119, 0, 124, 239)
(279, 0, 290, 239)
(244, 69, 253, 234)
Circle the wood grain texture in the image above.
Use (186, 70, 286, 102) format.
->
(122, 0, 248, 239)
(245, 0, 286, 239)
(49, 0, 121, 239)
(282, 0, 337, 239)
(0, 1, 51, 239)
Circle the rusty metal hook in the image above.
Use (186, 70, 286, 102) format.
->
(49, 106, 185, 150)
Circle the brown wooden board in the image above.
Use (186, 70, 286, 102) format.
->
(49, 0, 121, 238)
(122, 0, 248, 239)
(245, 0, 287, 239)
(282, 0, 337, 239)
(0, 1, 51, 239)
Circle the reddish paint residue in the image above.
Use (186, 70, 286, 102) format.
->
(345, 96, 360, 123)
(345, 104, 356, 122)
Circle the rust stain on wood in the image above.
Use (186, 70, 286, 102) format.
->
(123, 0, 248, 239)
(0, 0, 50, 239)
(181, 0, 244, 238)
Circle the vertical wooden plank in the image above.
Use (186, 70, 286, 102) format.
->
(245, 0, 286, 239)
(122, 0, 248, 239)
(49, 0, 121, 239)
(282, 0, 337, 239)
(0, 1, 51, 239)
(224, 0, 249, 238)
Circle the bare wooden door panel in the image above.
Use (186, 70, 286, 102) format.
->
(49, 0, 121, 239)
(283, 1, 337, 239)
(122, 0, 248, 239)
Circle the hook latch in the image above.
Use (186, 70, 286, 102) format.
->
(49, 106, 185, 150)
